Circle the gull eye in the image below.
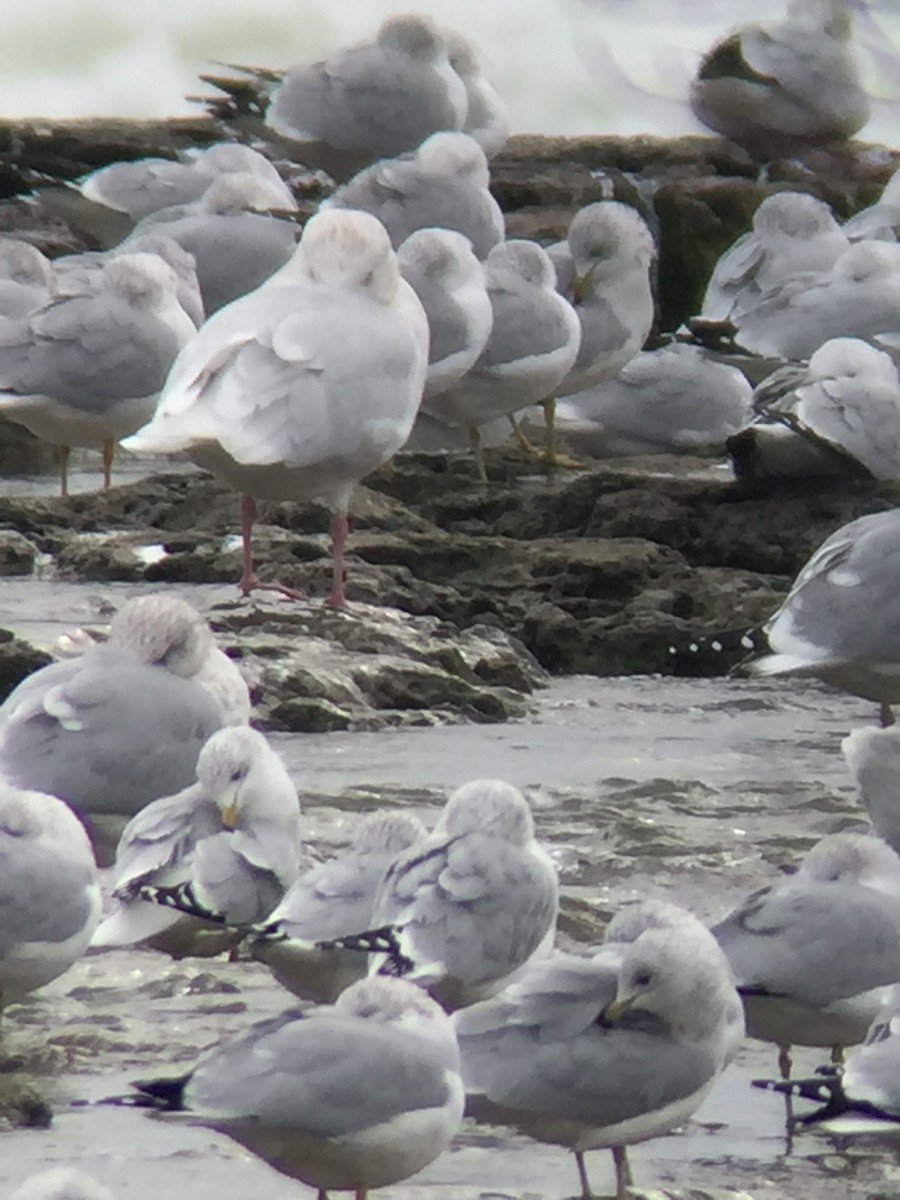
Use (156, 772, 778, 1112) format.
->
(632, 970, 653, 989)
(230, 767, 244, 782)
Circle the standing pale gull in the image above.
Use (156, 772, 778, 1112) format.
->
(690, 0, 870, 159)
(734, 240, 900, 361)
(422, 240, 581, 480)
(0, 781, 101, 1012)
(324, 131, 504, 261)
(397, 227, 492, 401)
(0, 253, 195, 495)
(701, 192, 850, 323)
(748, 508, 900, 724)
(456, 914, 741, 1200)
(250, 809, 427, 1003)
(262, 14, 467, 182)
(0, 239, 54, 318)
(547, 342, 752, 458)
(443, 28, 510, 158)
(712, 832, 900, 1079)
(0, 596, 247, 850)
(119, 976, 464, 1198)
(54, 235, 205, 329)
(91, 726, 301, 958)
(10, 1169, 113, 1200)
(123, 209, 429, 608)
(727, 337, 900, 481)
(123, 173, 299, 315)
(844, 165, 900, 243)
(318, 779, 559, 1012)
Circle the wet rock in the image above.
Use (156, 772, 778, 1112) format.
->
(0, 418, 57, 476)
(0, 1076, 52, 1129)
(0, 627, 52, 696)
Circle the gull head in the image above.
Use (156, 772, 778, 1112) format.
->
(605, 898, 705, 946)
(753, 192, 839, 239)
(296, 209, 400, 302)
(109, 595, 215, 677)
(377, 13, 447, 61)
(437, 778, 535, 844)
(336, 976, 454, 1036)
(198, 172, 285, 215)
(567, 202, 656, 284)
(487, 240, 557, 291)
(799, 832, 900, 890)
(124, 233, 198, 282)
(196, 726, 290, 828)
(808, 337, 899, 384)
(398, 228, 482, 290)
(0, 239, 53, 287)
(415, 131, 490, 186)
(352, 809, 427, 855)
(787, 0, 854, 38)
(102, 253, 179, 308)
(834, 240, 900, 283)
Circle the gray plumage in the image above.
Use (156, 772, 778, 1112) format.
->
(690, 0, 870, 158)
(422, 240, 581, 431)
(367, 779, 559, 1011)
(134, 977, 463, 1193)
(0, 782, 101, 1004)
(844, 166, 900, 243)
(265, 14, 467, 182)
(444, 28, 509, 158)
(0, 596, 242, 830)
(702, 191, 849, 322)
(0, 239, 55, 318)
(843, 725, 900, 856)
(251, 809, 426, 1002)
(91, 726, 301, 954)
(324, 131, 504, 260)
(751, 508, 900, 705)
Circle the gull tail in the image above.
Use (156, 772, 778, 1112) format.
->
(133, 881, 226, 925)
(316, 924, 415, 976)
(98, 1073, 191, 1111)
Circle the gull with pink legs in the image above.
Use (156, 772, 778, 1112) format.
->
(123, 209, 429, 607)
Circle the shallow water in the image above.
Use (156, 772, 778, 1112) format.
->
(3, 572, 900, 1198)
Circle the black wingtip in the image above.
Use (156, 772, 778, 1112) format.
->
(666, 624, 767, 674)
(133, 881, 226, 924)
(97, 1073, 191, 1111)
(752, 1070, 852, 1123)
(315, 924, 415, 976)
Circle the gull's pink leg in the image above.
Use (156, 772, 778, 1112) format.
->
(238, 494, 304, 601)
(102, 440, 114, 490)
(326, 512, 349, 609)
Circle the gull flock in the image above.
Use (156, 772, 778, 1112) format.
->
(6, 2, 900, 1198)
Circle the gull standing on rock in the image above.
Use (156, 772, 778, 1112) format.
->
(690, 0, 871, 159)
(535, 201, 655, 465)
(318, 779, 559, 1011)
(727, 337, 900, 481)
(324, 131, 505, 261)
(0, 253, 195, 495)
(747, 508, 900, 725)
(119, 977, 464, 1198)
(0, 781, 101, 1014)
(701, 191, 850, 323)
(397, 228, 492, 401)
(123, 209, 429, 607)
(456, 905, 741, 1200)
(422, 240, 581, 480)
(250, 809, 427, 1003)
(0, 595, 248, 853)
(91, 726, 301, 958)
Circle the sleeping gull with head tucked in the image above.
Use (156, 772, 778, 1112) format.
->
(0, 239, 54, 318)
(0, 781, 101, 1013)
(317, 779, 559, 1012)
(91, 726, 301, 958)
(690, 0, 871, 159)
(0, 252, 195, 495)
(456, 903, 741, 1200)
(0, 595, 248, 853)
(119, 976, 464, 1197)
(250, 808, 426, 1002)
(123, 209, 429, 607)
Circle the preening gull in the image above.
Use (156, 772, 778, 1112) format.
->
(0, 253, 195, 495)
(547, 342, 752, 458)
(124, 173, 299, 315)
(91, 726, 301, 958)
(422, 240, 580, 479)
(324, 131, 504, 261)
(121, 976, 464, 1196)
(0, 595, 247, 845)
(535, 202, 654, 464)
(748, 508, 900, 723)
(262, 13, 467, 181)
(727, 337, 900, 481)
(456, 907, 741, 1200)
(250, 809, 426, 1003)
(10, 1169, 113, 1200)
(0, 781, 101, 1011)
(123, 209, 429, 607)
(397, 227, 492, 400)
(701, 191, 849, 323)
(734, 240, 900, 360)
(318, 779, 559, 1011)
(690, 0, 871, 159)
(712, 832, 900, 1076)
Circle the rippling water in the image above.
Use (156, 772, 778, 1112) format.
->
(2, 0, 899, 144)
